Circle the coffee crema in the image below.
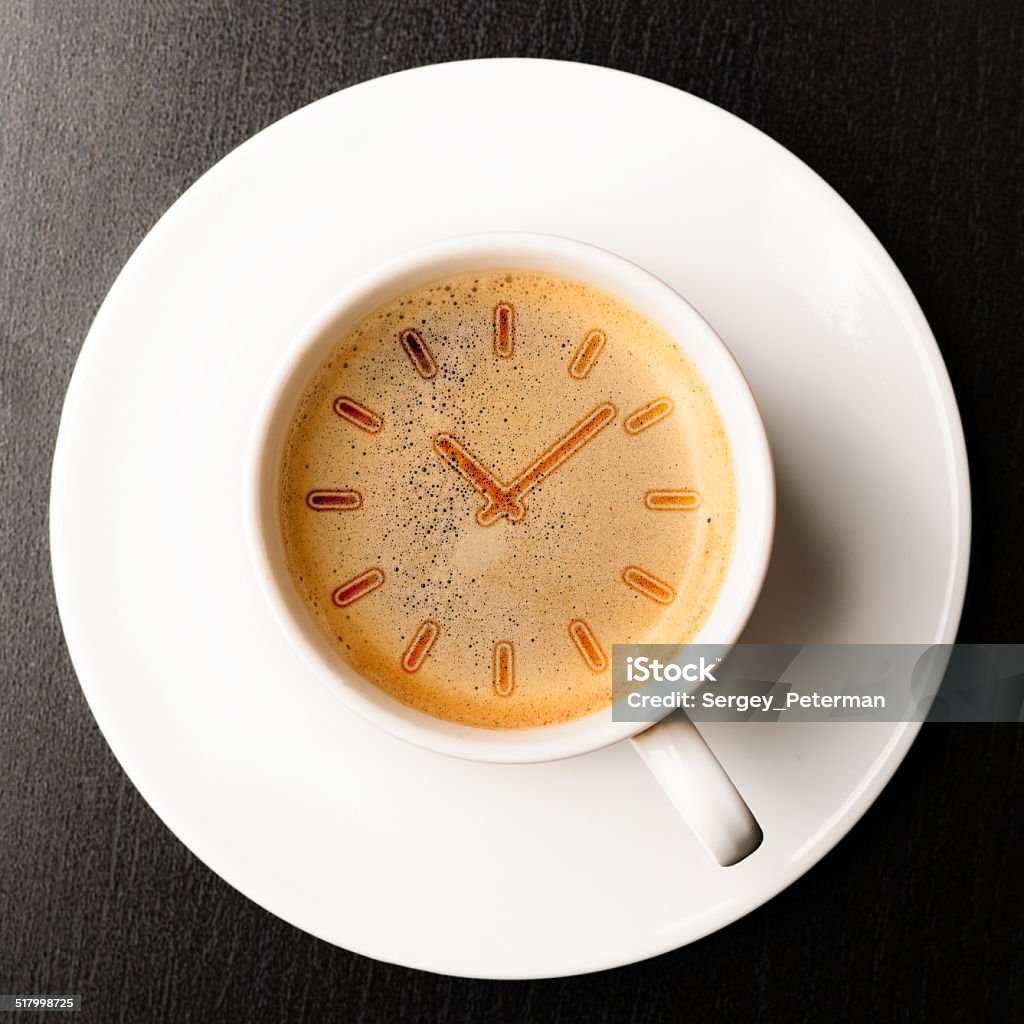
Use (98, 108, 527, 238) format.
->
(278, 270, 737, 728)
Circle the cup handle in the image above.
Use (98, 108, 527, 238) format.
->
(630, 712, 763, 866)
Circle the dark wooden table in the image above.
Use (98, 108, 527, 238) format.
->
(2, 3, 1021, 1020)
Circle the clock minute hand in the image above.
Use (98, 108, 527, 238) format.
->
(508, 401, 618, 496)
(476, 402, 617, 526)
(432, 434, 527, 523)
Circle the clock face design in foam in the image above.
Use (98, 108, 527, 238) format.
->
(278, 271, 737, 729)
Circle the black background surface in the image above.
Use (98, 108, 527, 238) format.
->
(2, 2, 1022, 1021)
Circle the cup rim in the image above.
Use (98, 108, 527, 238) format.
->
(244, 231, 775, 763)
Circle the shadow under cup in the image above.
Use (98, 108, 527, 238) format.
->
(247, 232, 775, 768)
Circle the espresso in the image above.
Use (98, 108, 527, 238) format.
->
(278, 270, 736, 728)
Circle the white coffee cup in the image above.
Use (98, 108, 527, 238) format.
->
(246, 232, 775, 866)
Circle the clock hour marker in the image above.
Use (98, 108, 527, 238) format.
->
(401, 620, 439, 673)
(332, 568, 385, 607)
(399, 327, 438, 379)
(622, 565, 676, 604)
(569, 329, 607, 379)
(306, 489, 363, 511)
(333, 396, 383, 434)
(644, 489, 702, 511)
(568, 619, 607, 672)
(493, 301, 515, 358)
(624, 398, 674, 434)
(492, 641, 515, 697)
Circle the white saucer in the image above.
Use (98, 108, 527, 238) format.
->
(50, 59, 969, 979)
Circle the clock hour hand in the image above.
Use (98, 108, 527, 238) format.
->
(432, 434, 527, 525)
(476, 402, 617, 526)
